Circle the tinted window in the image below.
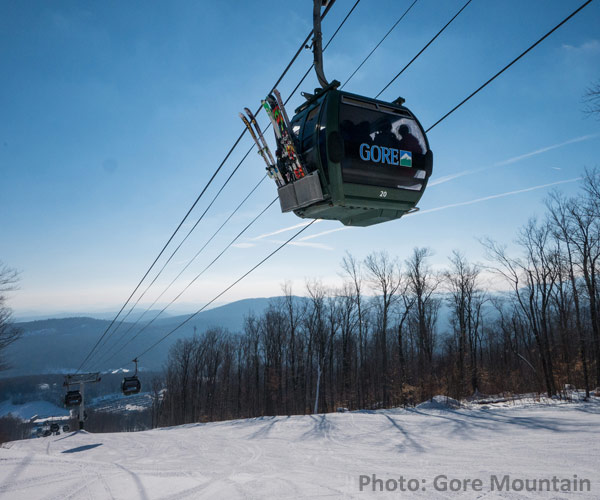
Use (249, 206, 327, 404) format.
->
(339, 101, 427, 190)
(302, 105, 320, 151)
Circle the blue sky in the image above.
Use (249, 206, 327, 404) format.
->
(1, 0, 599, 317)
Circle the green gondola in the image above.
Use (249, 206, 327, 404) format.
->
(280, 82, 433, 227)
(122, 359, 141, 396)
(241, 1, 433, 227)
(122, 376, 141, 396)
(64, 390, 82, 407)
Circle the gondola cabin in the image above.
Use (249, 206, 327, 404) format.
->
(64, 390, 82, 407)
(122, 376, 141, 396)
(280, 84, 433, 226)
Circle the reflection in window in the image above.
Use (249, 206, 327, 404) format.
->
(339, 102, 428, 191)
(339, 104, 426, 155)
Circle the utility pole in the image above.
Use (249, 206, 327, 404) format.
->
(64, 372, 101, 430)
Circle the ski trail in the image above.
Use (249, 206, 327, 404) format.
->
(114, 463, 149, 500)
(0, 471, 85, 495)
(93, 468, 116, 500)
(40, 475, 101, 500)
(0, 453, 32, 492)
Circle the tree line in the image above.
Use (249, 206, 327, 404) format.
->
(0, 262, 21, 372)
(154, 170, 600, 427)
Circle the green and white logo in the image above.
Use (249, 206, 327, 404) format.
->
(400, 150, 412, 167)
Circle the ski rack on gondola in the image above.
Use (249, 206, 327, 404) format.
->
(240, 92, 326, 214)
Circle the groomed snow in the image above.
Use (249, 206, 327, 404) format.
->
(1, 398, 599, 499)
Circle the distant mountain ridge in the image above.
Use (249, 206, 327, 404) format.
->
(4, 295, 457, 378)
(3, 297, 287, 378)
(14, 310, 179, 323)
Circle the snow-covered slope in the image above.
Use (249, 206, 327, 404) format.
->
(0, 399, 69, 421)
(88, 393, 152, 413)
(1, 399, 599, 499)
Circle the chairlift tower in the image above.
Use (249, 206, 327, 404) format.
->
(64, 372, 101, 430)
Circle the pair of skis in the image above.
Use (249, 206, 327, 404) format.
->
(239, 89, 307, 188)
(239, 108, 285, 186)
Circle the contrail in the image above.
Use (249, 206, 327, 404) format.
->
(268, 239, 333, 251)
(250, 220, 320, 241)
(495, 134, 599, 167)
(297, 227, 350, 241)
(430, 133, 599, 187)
(412, 178, 580, 216)
(288, 241, 333, 250)
(243, 175, 582, 244)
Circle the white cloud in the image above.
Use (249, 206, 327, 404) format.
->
(562, 39, 600, 53)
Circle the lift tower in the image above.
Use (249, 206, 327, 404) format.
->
(64, 372, 101, 430)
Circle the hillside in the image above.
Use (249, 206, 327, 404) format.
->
(0, 399, 69, 421)
(2, 297, 282, 377)
(1, 397, 598, 499)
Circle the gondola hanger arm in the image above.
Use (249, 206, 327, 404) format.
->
(312, 0, 333, 89)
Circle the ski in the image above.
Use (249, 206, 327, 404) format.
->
(243, 107, 287, 186)
(243, 108, 277, 167)
(262, 95, 307, 180)
(239, 112, 277, 184)
(272, 89, 292, 132)
(245, 106, 294, 184)
(239, 111, 284, 186)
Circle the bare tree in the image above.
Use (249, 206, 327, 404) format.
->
(337, 282, 358, 407)
(150, 375, 165, 428)
(561, 185, 600, 387)
(444, 251, 486, 396)
(482, 218, 560, 397)
(280, 282, 304, 414)
(405, 248, 441, 400)
(305, 279, 327, 413)
(583, 80, 600, 117)
(340, 252, 367, 407)
(0, 262, 21, 371)
(546, 192, 591, 396)
(260, 304, 287, 416)
(393, 278, 414, 403)
(364, 251, 402, 407)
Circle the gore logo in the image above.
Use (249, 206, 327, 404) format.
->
(359, 143, 412, 167)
